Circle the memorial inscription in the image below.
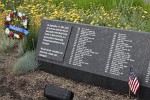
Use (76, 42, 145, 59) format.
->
(38, 22, 72, 62)
(69, 27, 98, 67)
(64, 27, 141, 81)
(105, 33, 134, 76)
(36, 19, 150, 100)
(145, 62, 150, 83)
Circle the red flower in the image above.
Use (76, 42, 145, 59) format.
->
(10, 32, 14, 37)
(5, 21, 9, 25)
(18, 33, 23, 38)
(21, 16, 25, 20)
(10, 13, 14, 18)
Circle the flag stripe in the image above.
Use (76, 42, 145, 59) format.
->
(128, 67, 140, 95)
(132, 78, 138, 92)
(133, 80, 138, 93)
(128, 77, 139, 94)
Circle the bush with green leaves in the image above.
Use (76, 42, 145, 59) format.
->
(13, 51, 38, 74)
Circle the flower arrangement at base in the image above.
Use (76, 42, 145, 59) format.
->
(4, 10, 28, 39)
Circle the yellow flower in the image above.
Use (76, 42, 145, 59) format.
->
(104, 13, 107, 16)
(108, 24, 111, 27)
(117, 24, 120, 28)
(0, 4, 4, 7)
(99, 16, 102, 19)
(90, 21, 95, 25)
(143, 11, 148, 14)
(142, 16, 145, 18)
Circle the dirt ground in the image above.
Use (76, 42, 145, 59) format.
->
(0, 52, 135, 100)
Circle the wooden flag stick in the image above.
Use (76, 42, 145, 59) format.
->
(129, 88, 131, 99)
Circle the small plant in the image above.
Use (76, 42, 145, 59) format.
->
(13, 51, 38, 74)
(0, 32, 16, 52)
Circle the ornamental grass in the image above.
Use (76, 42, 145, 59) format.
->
(13, 51, 38, 74)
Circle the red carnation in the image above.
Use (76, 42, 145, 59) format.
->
(18, 33, 23, 38)
(21, 16, 25, 20)
(10, 32, 14, 37)
(5, 21, 9, 25)
(10, 13, 14, 18)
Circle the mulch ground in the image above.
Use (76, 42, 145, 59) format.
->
(0, 52, 135, 100)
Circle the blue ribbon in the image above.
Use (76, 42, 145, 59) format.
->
(6, 24, 28, 35)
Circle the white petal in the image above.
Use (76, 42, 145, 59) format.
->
(25, 19, 27, 23)
(13, 10, 16, 13)
(6, 16, 11, 21)
(18, 12, 22, 17)
(5, 28, 10, 34)
(14, 34, 20, 38)
(23, 20, 27, 26)
(22, 13, 25, 16)
(23, 22, 25, 26)
(8, 13, 11, 17)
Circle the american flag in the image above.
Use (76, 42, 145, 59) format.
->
(128, 67, 140, 95)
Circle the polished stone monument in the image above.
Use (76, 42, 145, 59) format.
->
(36, 19, 150, 100)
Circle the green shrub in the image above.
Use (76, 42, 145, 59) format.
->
(13, 51, 38, 74)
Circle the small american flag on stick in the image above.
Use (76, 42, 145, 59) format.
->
(128, 67, 140, 95)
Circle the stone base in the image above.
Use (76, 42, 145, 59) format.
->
(40, 61, 129, 94)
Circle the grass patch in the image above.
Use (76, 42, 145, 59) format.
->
(53, 0, 145, 10)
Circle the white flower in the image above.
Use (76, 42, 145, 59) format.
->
(23, 20, 28, 26)
(13, 10, 16, 13)
(5, 28, 10, 35)
(6, 16, 11, 21)
(14, 34, 20, 38)
(18, 12, 22, 17)
(22, 13, 25, 16)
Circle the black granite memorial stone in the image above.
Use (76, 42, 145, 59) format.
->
(36, 19, 150, 100)
(37, 21, 72, 62)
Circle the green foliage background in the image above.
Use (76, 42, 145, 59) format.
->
(0, 0, 150, 51)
